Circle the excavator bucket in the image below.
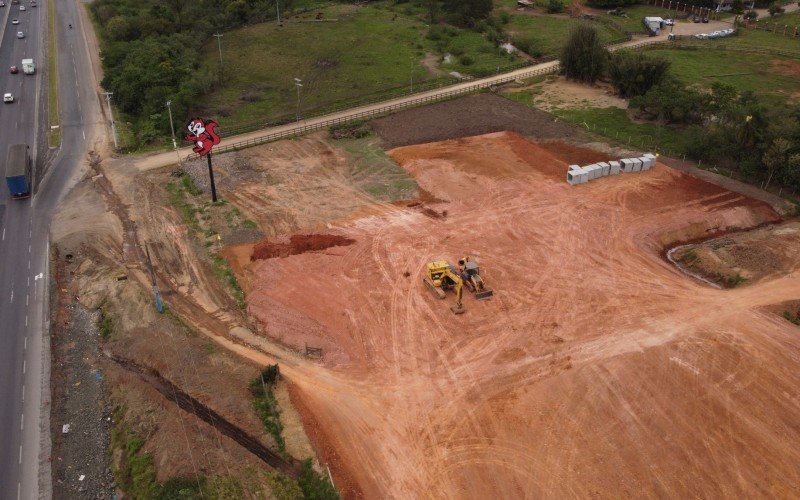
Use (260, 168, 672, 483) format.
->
(474, 289, 494, 300)
(450, 303, 466, 314)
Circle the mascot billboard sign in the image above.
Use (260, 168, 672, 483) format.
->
(184, 117, 222, 202)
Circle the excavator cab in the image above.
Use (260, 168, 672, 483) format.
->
(457, 257, 494, 300)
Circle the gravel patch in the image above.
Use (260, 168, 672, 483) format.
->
(370, 93, 582, 148)
(50, 295, 114, 499)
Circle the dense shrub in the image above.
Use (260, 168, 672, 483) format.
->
(547, 0, 565, 13)
(560, 25, 608, 84)
(608, 52, 671, 98)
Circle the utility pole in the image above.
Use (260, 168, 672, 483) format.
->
(294, 78, 302, 122)
(410, 61, 414, 93)
(213, 32, 224, 82)
(166, 100, 177, 151)
(101, 92, 118, 149)
(276, 0, 282, 26)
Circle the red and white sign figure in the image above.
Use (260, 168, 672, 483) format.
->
(184, 117, 221, 157)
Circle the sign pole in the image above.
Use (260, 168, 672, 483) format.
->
(207, 152, 218, 202)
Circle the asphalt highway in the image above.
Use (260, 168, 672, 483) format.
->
(0, 0, 102, 497)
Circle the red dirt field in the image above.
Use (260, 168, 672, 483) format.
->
(239, 132, 800, 498)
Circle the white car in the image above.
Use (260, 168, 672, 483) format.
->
(664, 18, 675, 26)
(4, 93, 14, 103)
(11, 18, 18, 24)
(18, 4, 24, 10)
(16, 31, 23, 38)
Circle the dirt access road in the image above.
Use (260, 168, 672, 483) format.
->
(239, 131, 800, 498)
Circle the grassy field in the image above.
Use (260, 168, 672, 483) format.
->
(760, 10, 800, 28)
(642, 47, 800, 106)
(503, 14, 619, 57)
(199, 2, 517, 126)
(555, 107, 694, 154)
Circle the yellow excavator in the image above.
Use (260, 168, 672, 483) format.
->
(423, 257, 493, 314)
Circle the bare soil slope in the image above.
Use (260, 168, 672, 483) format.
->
(673, 221, 800, 287)
(240, 131, 800, 498)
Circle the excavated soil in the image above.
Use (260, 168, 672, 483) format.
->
(672, 221, 800, 287)
(237, 131, 800, 499)
(370, 93, 580, 148)
(251, 234, 356, 261)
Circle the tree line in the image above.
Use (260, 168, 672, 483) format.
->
(561, 25, 800, 194)
(92, 0, 297, 147)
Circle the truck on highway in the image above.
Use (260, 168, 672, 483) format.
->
(21, 58, 34, 75)
(5, 144, 32, 198)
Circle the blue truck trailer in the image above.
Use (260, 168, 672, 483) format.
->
(5, 144, 32, 198)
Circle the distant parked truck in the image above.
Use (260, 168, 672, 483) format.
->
(5, 144, 32, 198)
(21, 58, 34, 74)
(643, 17, 664, 36)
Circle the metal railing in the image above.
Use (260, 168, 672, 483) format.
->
(186, 64, 560, 160)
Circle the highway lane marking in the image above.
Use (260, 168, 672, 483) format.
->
(21, 384, 25, 402)
(26, 294, 28, 306)
(20, 413, 23, 431)
(23, 337, 26, 350)
(27, 259, 30, 269)
(82, 130, 85, 140)
(28, 244, 31, 253)
(18, 445, 21, 464)
(25, 315, 28, 327)
(2, 227, 4, 240)
(22, 360, 26, 374)
(10, 289, 13, 303)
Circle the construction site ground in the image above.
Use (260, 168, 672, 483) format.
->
(671, 221, 800, 287)
(55, 94, 800, 498)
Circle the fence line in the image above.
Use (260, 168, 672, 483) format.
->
(186, 64, 560, 160)
(187, 35, 799, 161)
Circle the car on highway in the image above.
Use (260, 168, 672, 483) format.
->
(9, 66, 17, 74)
(4, 93, 14, 103)
(30, 0, 35, 5)
(11, 18, 18, 24)
(18, 4, 24, 10)
(16, 31, 23, 38)
(0, 2, 5, 7)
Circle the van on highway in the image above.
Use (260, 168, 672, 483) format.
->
(21, 58, 34, 74)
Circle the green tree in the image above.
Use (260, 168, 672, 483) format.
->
(442, 0, 493, 26)
(761, 137, 792, 188)
(630, 78, 705, 124)
(607, 52, 671, 98)
(547, 0, 565, 13)
(560, 24, 608, 84)
(731, 0, 745, 14)
(743, 9, 758, 20)
(768, 3, 785, 15)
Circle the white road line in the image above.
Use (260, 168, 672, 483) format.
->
(22, 360, 26, 374)
(25, 294, 28, 306)
(2, 227, 5, 240)
(28, 244, 31, 253)
(20, 413, 24, 430)
(25, 315, 28, 327)
(10, 290, 13, 303)
(82, 130, 85, 140)
(21, 384, 25, 402)
(17, 482, 20, 500)
(27, 260, 30, 269)
(18, 445, 22, 464)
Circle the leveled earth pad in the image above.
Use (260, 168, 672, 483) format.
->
(236, 132, 799, 498)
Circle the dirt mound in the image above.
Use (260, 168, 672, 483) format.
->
(371, 93, 580, 148)
(245, 132, 800, 499)
(251, 234, 355, 261)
